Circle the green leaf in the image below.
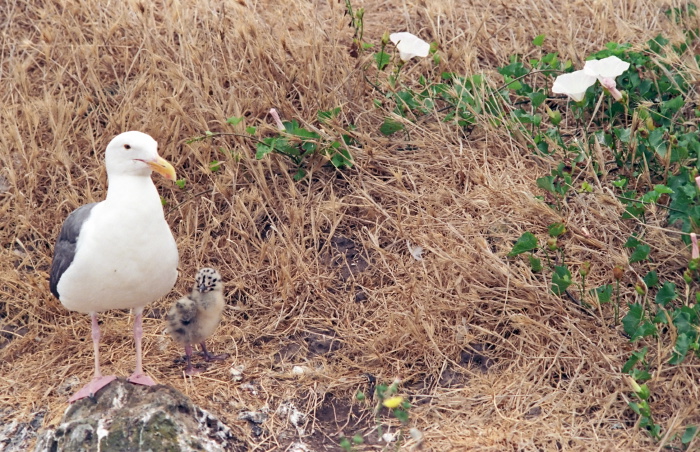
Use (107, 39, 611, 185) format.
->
(669, 332, 692, 364)
(209, 160, 221, 172)
(339, 437, 352, 451)
(532, 34, 546, 46)
(536, 175, 556, 194)
(653, 184, 673, 194)
(648, 128, 667, 157)
(622, 303, 657, 341)
(643, 271, 659, 288)
(318, 107, 341, 123)
(547, 222, 567, 237)
(292, 168, 307, 181)
(551, 265, 572, 295)
(374, 51, 390, 70)
(379, 119, 405, 136)
(529, 254, 543, 272)
(528, 91, 547, 108)
(622, 346, 648, 373)
(509, 232, 539, 256)
(255, 142, 274, 159)
(175, 179, 186, 189)
(226, 116, 244, 125)
(636, 383, 651, 400)
(662, 95, 685, 113)
(655, 281, 677, 306)
(682, 425, 698, 445)
(393, 408, 410, 423)
(246, 126, 257, 135)
(594, 284, 613, 304)
(628, 244, 650, 263)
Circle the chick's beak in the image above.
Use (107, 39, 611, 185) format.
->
(146, 157, 176, 181)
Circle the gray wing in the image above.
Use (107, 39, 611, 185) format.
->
(49, 203, 98, 299)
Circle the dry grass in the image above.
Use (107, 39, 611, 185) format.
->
(1, 0, 699, 450)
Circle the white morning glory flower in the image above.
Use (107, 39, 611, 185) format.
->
(583, 56, 630, 101)
(389, 32, 430, 62)
(583, 56, 630, 79)
(552, 56, 630, 102)
(552, 70, 597, 102)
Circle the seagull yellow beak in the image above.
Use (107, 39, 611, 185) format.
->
(146, 157, 176, 181)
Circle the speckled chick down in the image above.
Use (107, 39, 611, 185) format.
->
(167, 268, 225, 347)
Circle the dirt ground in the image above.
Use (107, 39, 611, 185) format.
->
(1, 0, 698, 450)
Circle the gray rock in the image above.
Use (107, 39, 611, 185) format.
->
(34, 378, 246, 452)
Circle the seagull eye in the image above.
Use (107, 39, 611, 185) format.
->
(124, 144, 131, 150)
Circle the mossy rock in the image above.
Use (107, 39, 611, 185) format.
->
(34, 378, 245, 452)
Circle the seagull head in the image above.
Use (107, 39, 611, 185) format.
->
(196, 267, 223, 293)
(105, 131, 176, 181)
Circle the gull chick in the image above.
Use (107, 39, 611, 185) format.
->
(167, 267, 228, 375)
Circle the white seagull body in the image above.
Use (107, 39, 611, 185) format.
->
(50, 131, 179, 402)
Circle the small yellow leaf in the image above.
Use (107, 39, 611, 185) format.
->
(382, 396, 403, 409)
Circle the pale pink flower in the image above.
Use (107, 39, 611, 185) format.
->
(269, 108, 285, 131)
(599, 77, 623, 101)
(692, 233, 699, 260)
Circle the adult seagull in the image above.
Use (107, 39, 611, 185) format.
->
(50, 131, 179, 403)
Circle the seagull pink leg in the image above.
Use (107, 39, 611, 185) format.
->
(68, 313, 117, 403)
(184, 343, 201, 375)
(127, 308, 156, 386)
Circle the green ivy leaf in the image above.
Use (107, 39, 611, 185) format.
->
(643, 271, 659, 288)
(509, 232, 539, 256)
(628, 244, 650, 263)
(226, 116, 244, 125)
(622, 303, 657, 341)
(655, 281, 677, 306)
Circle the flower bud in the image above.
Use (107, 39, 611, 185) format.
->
(580, 262, 591, 277)
(613, 266, 624, 281)
(381, 31, 390, 46)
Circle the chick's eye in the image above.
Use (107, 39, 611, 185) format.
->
(124, 144, 131, 150)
